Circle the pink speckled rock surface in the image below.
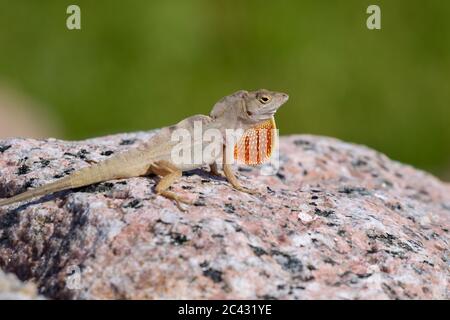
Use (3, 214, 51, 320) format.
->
(0, 269, 43, 299)
(0, 133, 448, 299)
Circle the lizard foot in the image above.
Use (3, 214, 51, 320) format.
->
(174, 196, 193, 212)
(234, 185, 259, 195)
(158, 190, 192, 212)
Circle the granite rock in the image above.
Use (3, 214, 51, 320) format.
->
(0, 269, 43, 299)
(0, 132, 449, 299)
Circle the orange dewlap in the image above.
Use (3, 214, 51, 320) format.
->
(233, 117, 277, 165)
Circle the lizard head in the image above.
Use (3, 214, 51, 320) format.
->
(210, 89, 288, 165)
(210, 89, 289, 125)
(241, 89, 289, 123)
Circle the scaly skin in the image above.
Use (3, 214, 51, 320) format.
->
(0, 89, 289, 210)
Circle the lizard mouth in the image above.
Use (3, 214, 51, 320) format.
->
(250, 110, 277, 122)
(262, 107, 278, 117)
(247, 108, 275, 119)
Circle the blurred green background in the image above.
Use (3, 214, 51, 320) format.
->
(0, 0, 449, 179)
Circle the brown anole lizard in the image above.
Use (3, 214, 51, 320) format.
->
(0, 89, 288, 210)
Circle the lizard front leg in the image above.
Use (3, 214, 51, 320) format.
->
(149, 160, 192, 211)
(222, 145, 258, 195)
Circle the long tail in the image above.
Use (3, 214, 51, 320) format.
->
(0, 151, 147, 207)
(0, 175, 75, 207)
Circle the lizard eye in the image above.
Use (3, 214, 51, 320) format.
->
(259, 95, 271, 104)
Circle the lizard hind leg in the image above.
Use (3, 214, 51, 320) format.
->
(150, 160, 192, 211)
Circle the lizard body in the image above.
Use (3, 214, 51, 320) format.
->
(0, 89, 288, 210)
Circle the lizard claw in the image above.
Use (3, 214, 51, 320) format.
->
(157, 190, 193, 212)
(173, 196, 194, 212)
(234, 185, 259, 195)
(174, 201, 188, 212)
(243, 187, 259, 195)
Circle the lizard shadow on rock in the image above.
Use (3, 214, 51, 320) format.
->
(149, 169, 225, 207)
(183, 168, 227, 182)
(0, 190, 73, 219)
